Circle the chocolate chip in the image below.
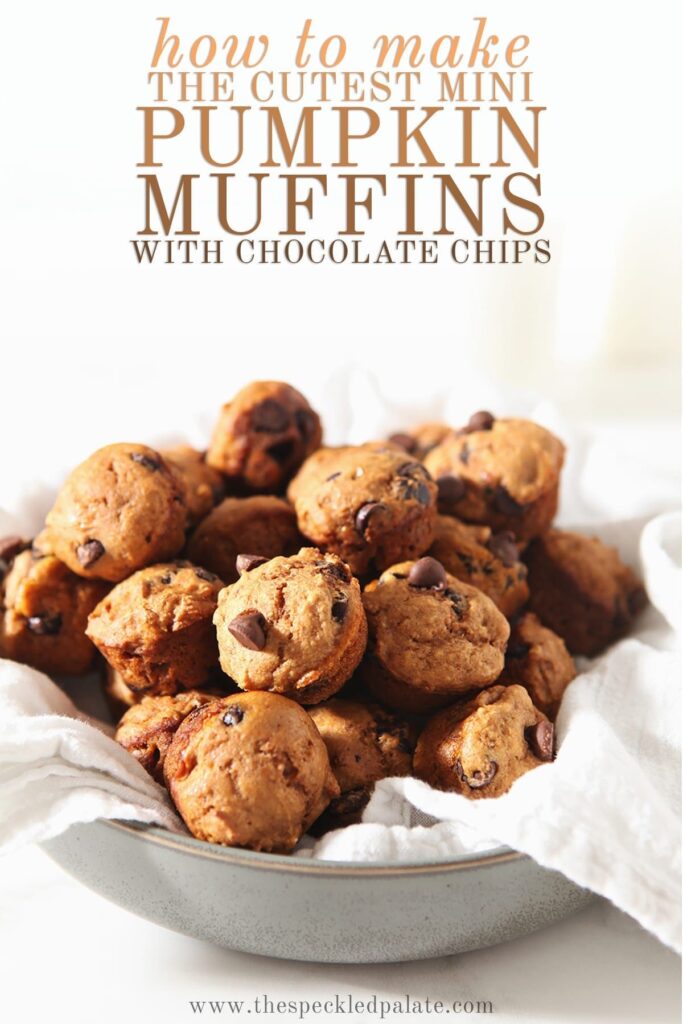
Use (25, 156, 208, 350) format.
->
(236, 553, 268, 575)
(251, 399, 290, 433)
(507, 642, 531, 660)
(464, 410, 495, 433)
(408, 556, 447, 591)
(455, 759, 497, 789)
(76, 539, 105, 568)
(194, 567, 218, 582)
(266, 440, 295, 464)
(130, 452, 160, 471)
(444, 588, 469, 617)
(0, 535, 29, 563)
(493, 486, 525, 518)
(355, 502, 386, 536)
(295, 408, 317, 438)
(526, 720, 554, 762)
(228, 610, 267, 651)
(395, 478, 432, 505)
(388, 433, 416, 453)
(456, 551, 476, 574)
(396, 461, 431, 480)
(331, 596, 348, 623)
(325, 471, 341, 482)
(459, 443, 471, 465)
(159, 572, 175, 585)
(487, 531, 520, 567)
(320, 561, 352, 584)
(27, 613, 62, 636)
(222, 705, 245, 726)
(436, 474, 466, 505)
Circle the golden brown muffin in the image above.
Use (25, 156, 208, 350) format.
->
(525, 528, 647, 656)
(186, 496, 302, 584)
(164, 692, 340, 852)
(206, 381, 322, 493)
(213, 548, 367, 705)
(308, 699, 415, 832)
(288, 445, 438, 577)
(0, 549, 108, 675)
(428, 515, 529, 618)
(115, 690, 219, 782)
(46, 443, 187, 581)
(360, 556, 510, 714)
(161, 445, 225, 527)
(87, 561, 224, 695)
(499, 612, 576, 719)
(425, 413, 565, 541)
(414, 684, 553, 798)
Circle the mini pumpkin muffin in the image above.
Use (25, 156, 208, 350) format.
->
(428, 515, 529, 617)
(414, 684, 554, 798)
(288, 445, 438, 576)
(186, 496, 303, 584)
(499, 612, 576, 719)
(164, 691, 340, 852)
(213, 548, 367, 705)
(115, 690, 219, 783)
(87, 562, 224, 696)
(360, 556, 510, 714)
(424, 413, 565, 541)
(525, 529, 647, 656)
(206, 381, 322, 493)
(0, 549, 108, 675)
(161, 445, 225, 527)
(46, 443, 187, 581)
(308, 699, 415, 832)
(388, 422, 454, 461)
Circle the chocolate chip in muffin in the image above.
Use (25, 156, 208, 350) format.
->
(494, 486, 525, 517)
(222, 705, 245, 726)
(130, 452, 160, 471)
(76, 539, 105, 568)
(526, 720, 554, 761)
(487, 531, 520, 567)
(228, 610, 267, 651)
(355, 501, 386, 536)
(27, 613, 63, 636)
(464, 410, 495, 433)
(408, 556, 447, 591)
(331, 596, 348, 623)
(436, 474, 466, 504)
(236, 553, 269, 574)
(194, 567, 218, 582)
(455, 758, 497, 789)
(444, 588, 469, 618)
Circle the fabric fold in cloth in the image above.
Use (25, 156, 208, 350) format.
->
(0, 662, 183, 850)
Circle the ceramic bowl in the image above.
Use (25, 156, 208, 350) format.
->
(43, 820, 592, 963)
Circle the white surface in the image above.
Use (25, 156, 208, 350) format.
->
(2, 844, 680, 1024)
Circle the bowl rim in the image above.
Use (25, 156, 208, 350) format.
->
(102, 819, 523, 876)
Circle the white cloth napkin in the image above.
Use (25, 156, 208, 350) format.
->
(0, 387, 680, 952)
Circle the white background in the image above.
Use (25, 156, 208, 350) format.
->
(0, 1, 681, 1021)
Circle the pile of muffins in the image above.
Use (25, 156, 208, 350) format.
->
(0, 382, 647, 854)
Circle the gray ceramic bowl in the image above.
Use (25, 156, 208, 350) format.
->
(43, 820, 592, 963)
